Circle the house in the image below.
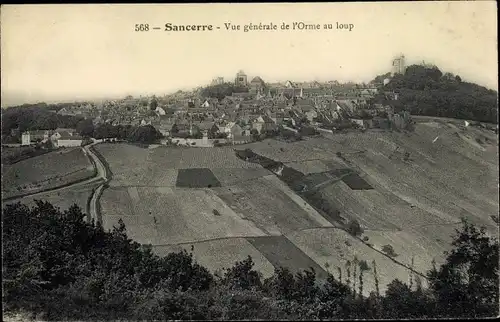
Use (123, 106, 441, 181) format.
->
(158, 119, 174, 136)
(54, 132, 83, 147)
(268, 112, 285, 125)
(22, 130, 51, 145)
(21, 132, 31, 146)
(305, 110, 318, 122)
(155, 106, 166, 116)
(51, 129, 76, 141)
(351, 119, 365, 128)
(373, 117, 391, 129)
(224, 122, 243, 139)
(201, 100, 210, 108)
(170, 123, 190, 137)
(208, 123, 222, 138)
(252, 115, 277, 134)
(192, 122, 215, 136)
(249, 76, 266, 94)
(232, 134, 252, 144)
(57, 107, 79, 116)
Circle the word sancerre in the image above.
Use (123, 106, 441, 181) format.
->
(165, 23, 214, 31)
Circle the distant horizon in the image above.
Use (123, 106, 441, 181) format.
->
(1, 3, 497, 107)
(1, 62, 497, 108)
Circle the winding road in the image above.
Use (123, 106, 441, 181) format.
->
(83, 143, 108, 223)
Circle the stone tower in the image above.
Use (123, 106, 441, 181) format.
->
(235, 70, 248, 87)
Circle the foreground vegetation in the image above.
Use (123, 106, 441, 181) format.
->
(3, 201, 498, 320)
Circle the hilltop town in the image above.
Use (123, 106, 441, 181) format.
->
(3, 55, 422, 149)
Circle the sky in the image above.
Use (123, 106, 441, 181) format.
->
(1, 2, 498, 106)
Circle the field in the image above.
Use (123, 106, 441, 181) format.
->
(1, 146, 52, 165)
(287, 227, 423, 296)
(247, 235, 329, 280)
(214, 175, 331, 235)
(1, 147, 95, 199)
(95, 121, 498, 294)
(152, 237, 276, 279)
(176, 168, 222, 188)
(100, 186, 267, 245)
(2, 180, 100, 216)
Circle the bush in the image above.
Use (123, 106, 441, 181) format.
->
(347, 219, 364, 237)
(359, 260, 370, 271)
(3, 201, 499, 320)
(382, 244, 398, 257)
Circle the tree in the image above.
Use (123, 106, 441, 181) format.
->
(76, 119, 95, 137)
(128, 125, 163, 144)
(377, 64, 498, 123)
(347, 219, 363, 237)
(171, 123, 179, 135)
(221, 256, 262, 291)
(428, 219, 499, 318)
(3, 199, 499, 320)
(382, 244, 398, 257)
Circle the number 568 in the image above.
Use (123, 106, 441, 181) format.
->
(135, 24, 149, 31)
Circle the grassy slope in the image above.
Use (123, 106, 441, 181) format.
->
(94, 126, 498, 293)
(2, 148, 95, 198)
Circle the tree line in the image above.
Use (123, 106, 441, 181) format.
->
(1, 105, 86, 138)
(3, 201, 498, 320)
(201, 83, 249, 100)
(376, 65, 498, 123)
(90, 123, 163, 144)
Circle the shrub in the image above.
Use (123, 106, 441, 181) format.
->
(359, 260, 370, 271)
(382, 244, 398, 257)
(213, 209, 221, 216)
(347, 219, 364, 237)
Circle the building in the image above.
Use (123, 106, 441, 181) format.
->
(252, 115, 277, 134)
(224, 122, 243, 139)
(305, 110, 318, 122)
(249, 76, 266, 94)
(21, 130, 51, 145)
(54, 132, 84, 147)
(201, 100, 210, 108)
(235, 70, 248, 87)
(21, 132, 31, 146)
(211, 77, 224, 85)
(392, 54, 406, 75)
(155, 106, 166, 116)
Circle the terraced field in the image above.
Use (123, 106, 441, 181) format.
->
(101, 186, 267, 245)
(1, 147, 95, 198)
(95, 122, 498, 293)
(2, 180, 100, 215)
